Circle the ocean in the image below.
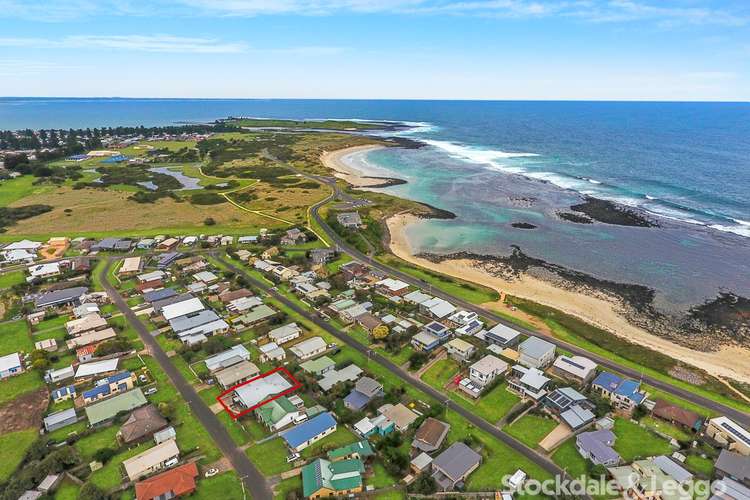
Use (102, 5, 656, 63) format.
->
(1, 98, 748, 309)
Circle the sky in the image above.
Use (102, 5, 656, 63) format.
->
(0, 0, 748, 100)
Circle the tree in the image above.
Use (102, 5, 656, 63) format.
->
(408, 473, 437, 495)
(204, 217, 216, 226)
(372, 325, 389, 340)
(79, 482, 108, 500)
(93, 448, 116, 464)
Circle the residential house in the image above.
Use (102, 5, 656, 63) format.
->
(712, 478, 750, 500)
(66, 313, 107, 336)
(318, 364, 363, 392)
(576, 429, 620, 466)
(35, 286, 88, 309)
(85, 388, 148, 426)
(651, 400, 703, 432)
(544, 387, 592, 414)
(378, 403, 418, 431)
(268, 323, 302, 345)
(82, 371, 136, 404)
(344, 376, 383, 411)
(66, 327, 117, 350)
(0, 352, 23, 379)
(290, 337, 327, 360)
(420, 297, 456, 319)
(607, 457, 693, 500)
(156, 252, 182, 269)
(518, 337, 556, 369)
(411, 453, 434, 474)
(256, 396, 302, 432)
(280, 228, 307, 246)
(28, 262, 61, 280)
(328, 441, 375, 462)
(44, 365, 74, 384)
(469, 354, 508, 387)
(508, 365, 551, 401)
(118, 405, 169, 444)
(119, 257, 143, 276)
(301, 458, 364, 499)
(233, 372, 292, 410)
(160, 297, 204, 321)
(551, 355, 598, 384)
(354, 414, 394, 438)
(309, 248, 336, 265)
(715, 450, 750, 486)
(232, 304, 278, 327)
(258, 342, 285, 363)
(486, 323, 522, 348)
(51, 385, 76, 403)
(73, 302, 100, 318)
(560, 404, 596, 431)
(226, 296, 263, 314)
(122, 439, 180, 481)
(75, 358, 120, 379)
(43, 408, 78, 432)
(214, 360, 259, 389)
(705, 417, 750, 456)
(204, 345, 251, 373)
(412, 417, 451, 453)
(153, 427, 176, 445)
(591, 372, 646, 411)
(376, 278, 410, 297)
(219, 288, 253, 304)
(431, 442, 482, 491)
(356, 312, 383, 334)
(336, 212, 363, 228)
(445, 338, 476, 362)
(281, 412, 337, 452)
(261, 247, 279, 260)
(300, 356, 335, 377)
(411, 331, 441, 352)
(134, 462, 198, 500)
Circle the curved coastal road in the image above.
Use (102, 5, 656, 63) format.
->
(99, 259, 272, 500)
(216, 256, 587, 497)
(306, 188, 750, 426)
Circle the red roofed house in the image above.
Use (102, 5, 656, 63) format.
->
(136, 279, 164, 294)
(76, 343, 100, 363)
(135, 462, 198, 500)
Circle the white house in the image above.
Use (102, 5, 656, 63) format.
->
(0, 352, 23, 379)
(469, 354, 508, 387)
(289, 337, 327, 360)
(268, 323, 302, 345)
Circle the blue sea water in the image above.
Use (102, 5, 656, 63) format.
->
(1, 98, 748, 308)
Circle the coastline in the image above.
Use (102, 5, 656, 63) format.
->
(320, 144, 401, 188)
(386, 212, 750, 384)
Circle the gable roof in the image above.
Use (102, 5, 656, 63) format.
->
(135, 462, 198, 500)
(577, 429, 620, 464)
(282, 412, 337, 449)
(119, 404, 168, 443)
(413, 417, 450, 452)
(85, 388, 147, 426)
(302, 458, 364, 497)
(123, 439, 179, 480)
(433, 442, 482, 481)
(715, 449, 750, 481)
(328, 440, 374, 460)
(519, 337, 555, 358)
(652, 399, 703, 429)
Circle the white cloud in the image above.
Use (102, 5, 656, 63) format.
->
(0, 35, 248, 53)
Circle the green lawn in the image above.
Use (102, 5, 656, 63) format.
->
(0, 428, 37, 482)
(685, 454, 714, 477)
(193, 471, 246, 499)
(452, 382, 520, 423)
(75, 425, 119, 459)
(367, 462, 398, 489)
(0, 370, 44, 405)
(506, 414, 558, 448)
(0, 175, 53, 207)
(89, 441, 151, 490)
(54, 479, 81, 500)
(612, 418, 673, 462)
(552, 439, 589, 479)
(0, 270, 25, 289)
(301, 426, 359, 459)
(640, 416, 693, 441)
(421, 358, 460, 390)
(32, 314, 69, 333)
(246, 437, 293, 475)
(0, 319, 33, 353)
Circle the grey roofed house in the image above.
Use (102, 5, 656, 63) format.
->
(432, 442, 482, 491)
(214, 360, 260, 389)
(545, 387, 590, 413)
(169, 309, 221, 333)
(560, 404, 596, 431)
(336, 211, 363, 228)
(412, 417, 451, 453)
(151, 292, 194, 315)
(354, 377, 383, 398)
(205, 345, 251, 372)
(716, 449, 750, 484)
(518, 336, 556, 367)
(35, 286, 88, 309)
(319, 364, 363, 392)
(43, 408, 78, 432)
(712, 477, 750, 500)
(652, 455, 694, 484)
(309, 248, 336, 264)
(576, 429, 621, 466)
(143, 287, 177, 304)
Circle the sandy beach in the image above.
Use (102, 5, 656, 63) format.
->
(387, 212, 750, 384)
(321, 145, 390, 187)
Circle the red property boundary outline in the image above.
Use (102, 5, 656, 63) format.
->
(217, 366, 301, 420)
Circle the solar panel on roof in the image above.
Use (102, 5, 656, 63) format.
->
(562, 358, 587, 370)
(721, 421, 750, 446)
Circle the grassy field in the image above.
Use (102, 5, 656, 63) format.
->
(0, 319, 32, 353)
(377, 254, 500, 304)
(367, 462, 398, 489)
(53, 479, 80, 500)
(0, 428, 37, 482)
(421, 358, 460, 389)
(640, 416, 693, 441)
(0, 370, 44, 405)
(193, 471, 246, 499)
(452, 382, 520, 423)
(612, 418, 673, 462)
(300, 426, 359, 459)
(551, 439, 589, 478)
(685, 454, 714, 477)
(506, 414, 559, 448)
(0, 270, 25, 289)
(246, 437, 293, 475)
(89, 441, 151, 490)
(274, 476, 302, 500)
(0, 175, 55, 207)
(74, 425, 119, 459)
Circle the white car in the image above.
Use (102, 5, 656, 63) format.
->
(144, 387, 158, 396)
(138, 374, 148, 383)
(164, 457, 179, 468)
(204, 468, 219, 478)
(286, 452, 300, 463)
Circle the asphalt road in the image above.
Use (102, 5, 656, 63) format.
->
(100, 258, 272, 500)
(217, 256, 583, 493)
(307, 193, 750, 426)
